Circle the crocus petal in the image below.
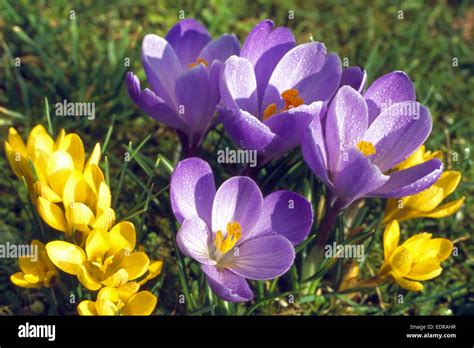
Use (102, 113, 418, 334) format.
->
(46, 241, 86, 275)
(126, 72, 188, 131)
(227, 235, 294, 280)
(11, 273, 39, 288)
(77, 265, 102, 290)
(364, 102, 432, 172)
(66, 202, 95, 233)
(175, 64, 217, 142)
(332, 148, 389, 208)
(383, 220, 400, 261)
(302, 116, 331, 186)
(422, 197, 465, 219)
(212, 177, 263, 237)
(369, 159, 443, 198)
(364, 71, 416, 124)
(200, 34, 240, 65)
(249, 191, 313, 245)
(27, 125, 54, 161)
(62, 170, 90, 210)
(37, 197, 69, 233)
(85, 143, 101, 168)
(121, 252, 150, 280)
(109, 221, 137, 255)
(77, 301, 98, 316)
(170, 157, 216, 226)
(261, 102, 323, 162)
(240, 19, 295, 109)
(220, 56, 259, 116)
(390, 246, 413, 276)
(391, 272, 424, 291)
(46, 150, 75, 195)
(407, 262, 442, 281)
(123, 291, 157, 315)
(141, 34, 183, 108)
(56, 133, 85, 172)
(219, 106, 275, 151)
(296, 53, 342, 104)
(339, 66, 367, 93)
(165, 18, 211, 68)
(325, 86, 368, 173)
(92, 208, 115, 231)
(85, 229, 110, 262)
(262, 42, 329, 109)
(176, 217, 214, 265)
(201, 264, 254, 302)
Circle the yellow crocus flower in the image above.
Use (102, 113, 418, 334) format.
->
(10, 240, 58, 288)
(45, 222, 161, 291)
(77, 284, 157, 316)
(378, 220, 453, 291)
(384, 146, 465, 223)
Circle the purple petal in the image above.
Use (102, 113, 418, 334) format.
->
(141, 34, 183, 108)
(302, 115, 331, 186)
(339, 66, 367, 93)
(220, 56, 259, 116)
(227, 235, 295, 280)
(261, 101, 323, 163)
(364, 71, 416, 124)
(325, 86, 368, 173)
(219, 106, 275, 151)
(211, 177, 263, 238)
(165, 19, 211, 68)
(364, 102, 432, 172)
(296, 53, 342, 104)
(126, 72, 188, 131)
(261, 42, 328, 109)
(175, 64, 218, 146)
(201, 264, 253, 302)
(369, 158, 443, 198)
(249, 191, 313, 245)
(176, 217, 214, 265)
(200, 34, 240, 64)
(171, 157, 216, 226)
(240, 20, 296, 111)
(333, 148, 389, 208)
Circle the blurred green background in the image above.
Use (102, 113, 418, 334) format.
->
(0, 0, 472, 315)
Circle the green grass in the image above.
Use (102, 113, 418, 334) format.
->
(0, 0, 472, 316)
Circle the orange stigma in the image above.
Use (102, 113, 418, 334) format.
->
(262, 89, 304, 121)
(214, 222, 242, 254)
(188, 58, 209, 69)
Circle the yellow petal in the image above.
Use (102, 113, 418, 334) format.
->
(86, 229, 110, 261)
(103, 268, 129, 288)
(403, 183, 444, 212)
(77, 300, 98, 316)
(46, 150, 74, 195)
(46, 241, 86, 275)
(117, 282, 140, 303)
(37, 197, 69, 232)
(422, 197, 465, 219)
(7, 127, 28, 157)
(96, 287, 120, 315)
(96, 182, 111, 215)
(66, 202, 95, 233)
(84, 164, 105, 194)
(54, 129, 66, 150)
(10, 273, 40, 288)
(56, 133, 85, 172)
(33, 152, 49, 183)
(123, 291, 157, 315)
(437, 171, 462, 199)
(402, 233, 432, 255)
(383, 220, 400, 261)
(138, 260, 164, 286)
(391, 272, 424, 291)
(390, 246, 413, 276)
(34, 181, 62, 202)
(109, 221, 136, 255)
(93, 208, 116, 231)
(77, 264, 102, 290)
(86, 143, 101, 168)
(27, 125, 54, 161)
(62, 170, 90, 209)
(5, 141, 32, 183)
(120, 252, 150, 280)
(396, 146, 426, 170)
(407, 262, 443, 280)
(430, 238, 453, 262)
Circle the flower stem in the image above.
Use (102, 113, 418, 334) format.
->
(314, 198, 341, 250)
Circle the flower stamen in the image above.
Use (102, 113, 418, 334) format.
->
(262, 89, 304, 121)
(188, 58, 209, 69)
(356, 141, 376, 157)
(214, 222, 242, 254)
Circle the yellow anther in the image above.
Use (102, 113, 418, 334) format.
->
(262, 89, 304, 121)
(188, 58, 209, 69)
(356, 141, 376, 157)
(214, 222, 242, 254)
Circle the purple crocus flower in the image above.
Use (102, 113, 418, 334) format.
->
(219, 19, 342, 165)
(126, 19, 240, 155)
(302, 71, 444, 211)
(170, 157, 313, 302)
